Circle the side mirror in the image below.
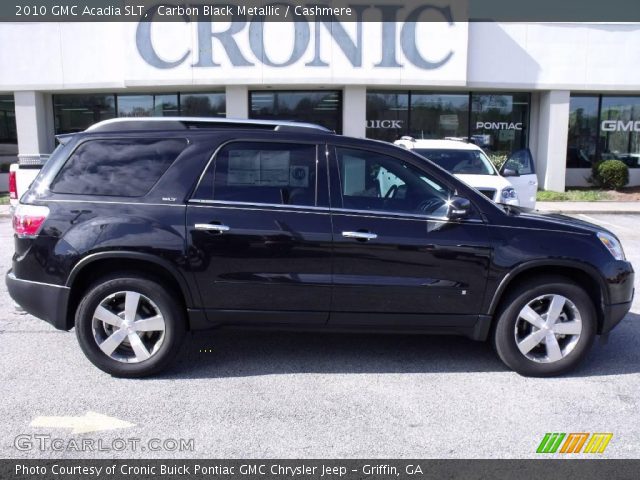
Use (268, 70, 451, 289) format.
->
(502, 167, 519, 177)
(447, 196, 471, 220)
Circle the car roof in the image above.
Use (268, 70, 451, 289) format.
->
(84, 117, 333, 134)
(395, 139, 482, 151)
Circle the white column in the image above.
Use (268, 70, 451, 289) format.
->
(342, 86, 366, 137)
(225, 85, 248, 119)
(528, 91, 540, 166)
(534, 90, 570, 192)
(14, 91, 55, 155)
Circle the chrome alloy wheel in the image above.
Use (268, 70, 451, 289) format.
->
(92, 291, 166, 363)
(514, 294, 583, 363)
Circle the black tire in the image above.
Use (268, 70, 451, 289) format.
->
(75, 274, 186, 377)
(492, 276, 596, 377)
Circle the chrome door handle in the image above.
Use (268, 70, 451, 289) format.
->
(195, 223, 230, 232)
(342, 231, 377, 240)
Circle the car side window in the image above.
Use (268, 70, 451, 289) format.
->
(335, 147, 452, 216)
(503, 148, 535, 175)
(198, 142, 318, 207)
(50, 138, 187, 197)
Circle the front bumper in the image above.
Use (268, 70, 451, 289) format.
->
(600, 260, 634, 334)
(602, 298, 633, 334)
(6, 270, 71, 330)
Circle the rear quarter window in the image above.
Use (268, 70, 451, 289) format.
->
(50, 138, 187, 196)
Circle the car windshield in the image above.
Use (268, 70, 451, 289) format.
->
(413, 148, 496, 176)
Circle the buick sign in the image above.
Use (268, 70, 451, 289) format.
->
(367, 120, 404, 129)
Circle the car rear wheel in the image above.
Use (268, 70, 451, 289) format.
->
(493, 276, 596, 377)
(75, 275, 186, 377)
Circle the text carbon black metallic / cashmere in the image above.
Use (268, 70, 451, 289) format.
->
(6, 118, 635, 377)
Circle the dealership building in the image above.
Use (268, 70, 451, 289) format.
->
(1, 17, 640, 190)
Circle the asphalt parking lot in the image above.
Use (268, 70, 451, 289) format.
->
(0, 214, 638, 459)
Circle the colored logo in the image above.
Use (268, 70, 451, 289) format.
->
(537, 433, 613, 454)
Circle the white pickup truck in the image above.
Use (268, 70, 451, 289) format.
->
(9, 153, 50, 208)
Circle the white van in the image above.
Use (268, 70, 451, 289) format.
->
(394, 138, 537, 208)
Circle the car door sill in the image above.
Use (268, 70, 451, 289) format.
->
(196, 310, 490, 340)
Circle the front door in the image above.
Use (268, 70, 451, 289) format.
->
(501, 148, 538, 209)
(328, 145, 492, 328)
(186, 140, 332, 325)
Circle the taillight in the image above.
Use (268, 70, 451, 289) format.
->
(12, 204, 50, 238)
(9, 170, 17, 200)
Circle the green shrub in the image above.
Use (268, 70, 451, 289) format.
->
(486, 152, 509, 170)
(591, 160, 629, 190)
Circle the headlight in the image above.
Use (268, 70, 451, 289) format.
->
(597, 232, 626, 260)
(501, 187, 518, 200)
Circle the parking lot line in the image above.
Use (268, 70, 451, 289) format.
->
(576, 214, 637, 234)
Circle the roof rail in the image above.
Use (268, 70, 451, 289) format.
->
(85, 117, 333, 134)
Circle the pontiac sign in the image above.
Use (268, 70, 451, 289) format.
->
(136, 4, 460, 71)
(476, 122, 523, 131)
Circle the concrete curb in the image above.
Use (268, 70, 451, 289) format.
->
(536, 209, 636, 214)
(536, 201, 640, 215)
(0, 205, 12, 217)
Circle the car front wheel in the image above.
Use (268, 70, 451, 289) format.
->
(493, 276, 596, 377)
(75, 274, 186, 377)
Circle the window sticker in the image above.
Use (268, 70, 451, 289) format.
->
(289, 165, 309, 188)
(227, 150, 259, 185)
(227, 150, 291, 186)
(260, 151, 290, 185)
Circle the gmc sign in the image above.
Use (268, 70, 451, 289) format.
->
(601, 120, 640, 132)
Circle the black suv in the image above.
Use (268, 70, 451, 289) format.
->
(6, 118, 634, 377)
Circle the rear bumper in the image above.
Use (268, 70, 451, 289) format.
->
(6, 270, 71, 330)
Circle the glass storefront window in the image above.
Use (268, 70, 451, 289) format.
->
(0, 94, 17, 159)
(567, 95, 599, 168)
(366, 91, 409, 142)
(249, 90, 342, 133)
(53, 94, 116, 134)
(366, 92, 470, 142)
(410, 93, 469, 140)
(155, 94, 179, 116)
(181, 93, 225, 117)
(471, 93, 529, 155)
(54, 92, 225, 134)
(600, 96, 640, 168)
(117, 94, 178, 117)
(566, 94, 640, 169)
(0, 95, 16, 142)
(366, 90, 531, 157)
(116, 95, 152, 117)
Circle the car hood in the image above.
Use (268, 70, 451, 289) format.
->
(454, 173, 511, 192)
(504, 205, 614, 236)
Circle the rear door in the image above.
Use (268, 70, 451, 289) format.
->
(500, 148, 538, 208)
(186, 140, 333, 325)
